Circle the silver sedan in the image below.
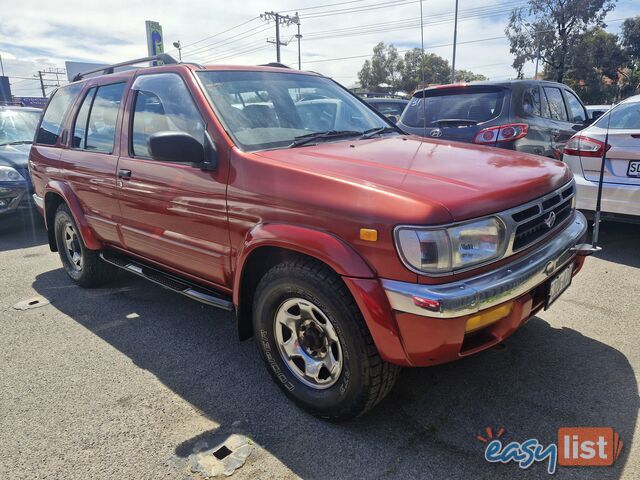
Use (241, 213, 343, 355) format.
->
(563, 94, 640, 221)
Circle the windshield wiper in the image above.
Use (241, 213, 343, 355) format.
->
(433, 119, 479, 127)
(4, 140, 33, 146)
(360, 126, 399, 139)
(288, 130, 362, 148)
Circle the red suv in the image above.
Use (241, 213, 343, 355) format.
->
(29, 56, 591, 420)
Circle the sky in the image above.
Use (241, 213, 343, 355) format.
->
(1, 0, 638, 97)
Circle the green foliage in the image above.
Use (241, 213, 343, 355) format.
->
(357, 43, 485, 93)
(506, 0, 617, 82)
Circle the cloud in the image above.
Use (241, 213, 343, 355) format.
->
(1, 0, 636, 96)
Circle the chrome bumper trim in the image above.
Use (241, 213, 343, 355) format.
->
(382, 211, 588, 318)
(32, 193, 44, 210)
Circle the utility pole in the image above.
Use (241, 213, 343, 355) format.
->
(261, 11, 298, 63)
(0, 54, 5, 77)
(173, 40, 182, 61)
(450, 0, 459, 83)
(534, 33, 541, 79)
(37, 68, 66, 97)
(295, 14, 302, 70)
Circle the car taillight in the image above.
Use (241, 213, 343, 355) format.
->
(473, 123, 528, 144)
(564, 135, 611, 157)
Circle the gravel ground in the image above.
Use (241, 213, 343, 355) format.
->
(1, 210, 638, 480)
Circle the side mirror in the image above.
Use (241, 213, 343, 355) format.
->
(386, 114, 400, 124)
(148, 131, 204, 164)
(591, 111, 604, 121)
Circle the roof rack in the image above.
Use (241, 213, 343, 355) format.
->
(72, 53, 178, 82)
(258, 62, 291, 69)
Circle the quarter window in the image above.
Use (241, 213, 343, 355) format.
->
(523, 88, 541, 116)
(72, 88, 96, 149)
(85, 83, 126, 153)
(130, 73, 204, 158)
(36, 83, 82, 145)
(543, 87, 568, 122)
(564, 90, 586, 123)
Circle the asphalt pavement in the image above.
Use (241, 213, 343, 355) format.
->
(1, 209, 639, 479)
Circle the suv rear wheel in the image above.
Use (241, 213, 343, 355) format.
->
(53, 204, 117, 287)
(253, 258, 400, 421)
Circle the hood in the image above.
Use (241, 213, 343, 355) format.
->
(255, 135, 571, 222)
(0, 143, 31, 171)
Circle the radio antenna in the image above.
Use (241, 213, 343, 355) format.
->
(420, 0, 426, 135)
(591, 102, 614, 249)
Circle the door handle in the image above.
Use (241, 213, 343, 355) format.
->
(118, 169, 132, 179)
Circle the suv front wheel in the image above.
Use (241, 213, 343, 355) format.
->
(53, 204, 117, 287)
(253, 258, 400, 421)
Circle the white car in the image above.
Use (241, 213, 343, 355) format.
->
(563, 94, 640, 221)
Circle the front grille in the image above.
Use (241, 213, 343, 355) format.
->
(507, 182, 575, 252)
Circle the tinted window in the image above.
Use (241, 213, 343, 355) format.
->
(595, 102, 640, 129)
(85, 83, 125, 153)
(131, 73, 204, 158)
(564, 90, 586, 123)
(36, 83, 82, 145)
(522, 88, 541, 116)
(369, 101, 407, 116)
(401, 87, 505, 128)
(72, 88, 96, 148)
(543, 87, 568, 121)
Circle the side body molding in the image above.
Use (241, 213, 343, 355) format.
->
(44, 180, 103, 251)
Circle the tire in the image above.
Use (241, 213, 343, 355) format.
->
(53, 203, 117, 287)
(253, 258, 400, 421)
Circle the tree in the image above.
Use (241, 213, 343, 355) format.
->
(455, 70, 488, 82)
(563, 27, 627, 102)
(506, 0, 616, 82)
(400, 49, 450, 91)
(620, 17, 640, 97)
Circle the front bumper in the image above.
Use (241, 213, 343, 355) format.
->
(0, 182, 30, 215)
(382, 211, 588, 318)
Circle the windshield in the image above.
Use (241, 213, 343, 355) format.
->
(0, 109, 41, 145)
(401, 87, 505, 128)
(594, 101, 640, 129)
(196, 70, 390, 151)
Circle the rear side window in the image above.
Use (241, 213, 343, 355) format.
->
(36, 83, 82, 145)
(72, 88, 96, 148)
(543, 87, 568, 121)
(85, 83, 126, 153)
(522, 88, 541, 116)
(595, 102, 640, 129)
(564, 90, 586, 123)
(130, 73, 204, 158)
(401, 87, 505, 128)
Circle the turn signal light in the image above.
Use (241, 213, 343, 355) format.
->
(465, 302, 513, 333)
(473, 123, 529, 144)
(563, 135, 611, 157)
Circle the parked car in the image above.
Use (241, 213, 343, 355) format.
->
(363, 97, 409, 123)
(563, 94, 640, 221)
(30, 56, 591, 420)
(398, 80, 591, 159)
(586, 104, 611, 121)
(0, 105, 42, 215)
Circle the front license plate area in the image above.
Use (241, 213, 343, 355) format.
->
(627, 160, 640, 177)
(545, 262, 574, 309)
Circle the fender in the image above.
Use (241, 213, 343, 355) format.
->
(44, 180, 103, 251)
(232, 223, 375, 305)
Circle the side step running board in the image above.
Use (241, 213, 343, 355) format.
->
(100, 251, 234, 311)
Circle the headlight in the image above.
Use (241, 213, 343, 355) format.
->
(0, 166, 25, 182)
(395, 217, 507, 274)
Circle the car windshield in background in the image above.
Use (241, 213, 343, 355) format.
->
(401, 87, 505, 128)
(196, 70, 390, 151)
(0, 110, 41, 145)
(595, 101, 640, 129)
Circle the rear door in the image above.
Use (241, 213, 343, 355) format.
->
(541, 86, 577, 158)
(580, 102, 640, 186)
(116, 72, 231, 287)
(62, 80, 128, 245)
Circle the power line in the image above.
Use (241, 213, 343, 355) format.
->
(166, 16, 261, 54)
